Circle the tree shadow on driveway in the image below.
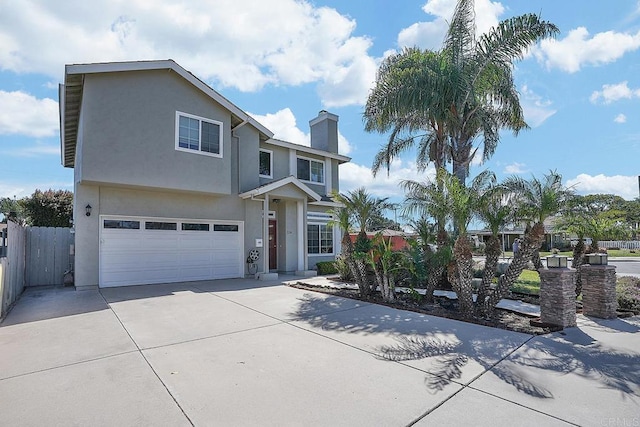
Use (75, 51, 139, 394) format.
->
(290, 293, 640, 401)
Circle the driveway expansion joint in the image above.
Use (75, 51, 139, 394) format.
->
(98, 290, 196, 427)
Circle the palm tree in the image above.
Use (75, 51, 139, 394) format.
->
(330, 188, 393, 299)
(403, 169, 487, 315)
(403, 169, 454, 302)
(473, 172, 514, 311)
(364, 0, 558, 185)
(487, 171, 574, 312)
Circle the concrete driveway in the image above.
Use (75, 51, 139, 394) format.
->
(1, 277, 639, 426)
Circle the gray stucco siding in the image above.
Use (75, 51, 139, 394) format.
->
(80, 71, 232, 195)
(236, 126, 260, 194)
(331, 159, 339, 193)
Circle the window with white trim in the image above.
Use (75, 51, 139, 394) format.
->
(259, 149, 272, 178)
(175, 112, 222, 157)
(297, 156, 324, 184)
(307, 212, 333, 255)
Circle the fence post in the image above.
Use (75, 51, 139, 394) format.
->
(539, 257, 577, 328)
(581, 264, 617, 319)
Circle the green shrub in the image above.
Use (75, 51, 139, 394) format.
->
(315, 261, 338, 275)
(617, 276, 640, 314)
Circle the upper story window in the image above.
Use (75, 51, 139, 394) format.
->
(297, 156, 324, 184)
(259, 149, 272, 178)
(175, 111, 222, 158)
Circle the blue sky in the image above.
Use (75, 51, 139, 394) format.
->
(1, 0, 639, 206)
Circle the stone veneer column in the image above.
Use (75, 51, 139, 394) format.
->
(539, 268, 577, 328)
(580, 265, 617, 319)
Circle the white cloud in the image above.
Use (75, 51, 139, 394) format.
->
(251, 109, 309, 146)
(0, 184, 28, 200)
(566, 174, 638, 200)
(504, 162, 528, 174)
(536, 27, 640, 73)
(339, 159, 434, 199)
(614, 113, 627, 124)
(520, 85, 556, 127)
(590, 81, 640, 104)
(0, 0, 377, 107)
(250, 108, 352, 155)
(398, 0, 504, 49)
(0, 91, 58, 137)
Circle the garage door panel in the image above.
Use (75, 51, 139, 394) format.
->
(178, 267, 213, 281)
(179, 241, 212, 251)
(102, 268, 180, 287)
(100, 218, 243, 287)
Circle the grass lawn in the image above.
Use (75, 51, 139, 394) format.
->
(510, 269, 540, 295)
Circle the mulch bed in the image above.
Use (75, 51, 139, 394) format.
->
(288, 281, 562, 335)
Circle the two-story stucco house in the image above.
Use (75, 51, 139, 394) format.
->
(59, 60, 350, 289)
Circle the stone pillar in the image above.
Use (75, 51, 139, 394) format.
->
(539, 268, 577, 328)
(580, 265, 617, 319)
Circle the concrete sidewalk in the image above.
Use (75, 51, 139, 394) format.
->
(0, 278, 638, 426)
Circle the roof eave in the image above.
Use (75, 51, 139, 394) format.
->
(239, 176, 322, 202)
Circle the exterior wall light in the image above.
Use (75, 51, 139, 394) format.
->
(587, 253, 608, 265)
(546, 254, 568, 268)
(85, 204, 92, 216)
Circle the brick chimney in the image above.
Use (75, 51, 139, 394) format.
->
(309, 110, 338, 154)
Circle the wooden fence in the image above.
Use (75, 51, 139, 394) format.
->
(0, 221, 26, 318)
(0, 222, 74, 318)
(25, 226, 74, 287)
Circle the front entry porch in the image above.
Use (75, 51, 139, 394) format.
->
(240, 176, 325, 280)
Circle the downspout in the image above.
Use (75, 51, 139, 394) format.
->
(231, 119, 248, 195)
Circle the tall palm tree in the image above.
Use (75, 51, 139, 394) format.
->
(364, 0, 558, 185)
(487, 171, 574, 312)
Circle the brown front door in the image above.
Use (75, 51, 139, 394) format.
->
(268, 219, 277, 270)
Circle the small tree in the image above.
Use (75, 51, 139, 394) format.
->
(487, 171, 573, 313)
(474, 172, 513, 312)
(21, 189, 73, 227)
(403, 169, 454, 303)
(330, 188, 391, 299)
(368, 234, 405, 302)
(0, 197, 26, 224)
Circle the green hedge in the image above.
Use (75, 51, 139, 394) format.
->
(315, 261, 338, 275)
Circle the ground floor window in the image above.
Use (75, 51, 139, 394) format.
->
(308, 223, 333, 254)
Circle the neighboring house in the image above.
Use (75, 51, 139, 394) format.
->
(471, 218, 567, 252)
(348, 229, 415, 252)
(59, 60, 350, 289)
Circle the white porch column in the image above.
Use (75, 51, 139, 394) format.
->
(297, 200, 305, 271)
(263, 194, 269, 274)
(335, 224, 342, 256)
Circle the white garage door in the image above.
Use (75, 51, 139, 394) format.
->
(100, 216, 244, 287)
